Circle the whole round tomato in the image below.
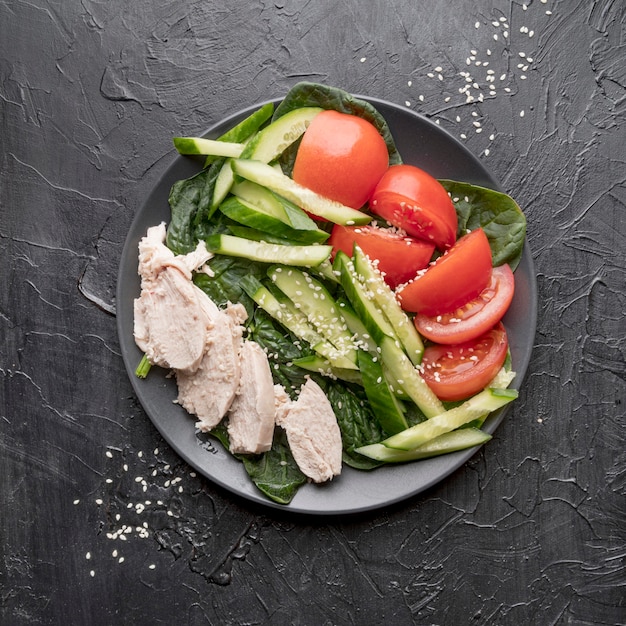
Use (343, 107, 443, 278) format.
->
(292, 110, 389, 209)
(414, 264, 515, 344)
(369, 164, 458, 250)
(420, 323, 509, 402)
(328, 224, 435, 289)
(396, 228, 493, 316)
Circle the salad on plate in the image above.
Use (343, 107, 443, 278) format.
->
(132, 82, 527, 505)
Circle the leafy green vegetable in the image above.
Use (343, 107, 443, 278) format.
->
(441, 179, 527, 271)
(167, 162, 225, 254)
(240, 430, 308, 505)
(272, 82, 402, 174)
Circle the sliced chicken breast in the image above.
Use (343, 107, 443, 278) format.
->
(227, 341, 275, 454)
(275, 378, 342, 483)
(176, 297, 245, 432)
(134, 223, 213, 372)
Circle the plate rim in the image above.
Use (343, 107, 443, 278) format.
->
(116, 95, 537, 516)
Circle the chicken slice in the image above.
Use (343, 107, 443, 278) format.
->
(175, 294, 245, 432)
(226, 341, 275, 454)
(275, 378, 342, 483)
(134, 223, 213, 372)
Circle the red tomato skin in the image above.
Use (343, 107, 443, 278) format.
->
(420, 323, 509, 402)
(414, 264, 515, 344)
(369, 164, 458, 250)
(396, 228, 493, 316)
(328, 224, 435, 289)
(292, 110, 389, 209)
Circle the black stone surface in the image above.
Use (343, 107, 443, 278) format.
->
(2, 1, 624, 624)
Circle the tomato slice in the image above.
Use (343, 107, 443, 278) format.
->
(414, 265, 515, 344)
(292, 110, 389, 209)
(328, 224, 435, 289)
(396, 228, 493, 316)
(420, 323, 509, 402)
(369, 164, 458, 250)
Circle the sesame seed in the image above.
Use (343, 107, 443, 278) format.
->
(105, 450, 113, 459)
(90, 570, 95, 577)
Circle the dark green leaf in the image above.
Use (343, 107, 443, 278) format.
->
(441, 180, 527, 271)
(241, 429, 307, 505)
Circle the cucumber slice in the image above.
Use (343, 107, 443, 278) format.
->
(336, 297, 378, 354)
(204, 102, 275, 167)
(358, 350, 408, 435)
(292, 355, 363, 384)
(239, 106, 323, 163)
(268, 266, 357, 363)
(231, 159, 371, 226)
(352, 245, 424, 365)
(231, 180, 328, 242)
(382, 387, 518, 450)
(219, 196, 328, 244)
(206, 234, 331, 267)
(211, 158, 236, 209)
(379, 336, 445, 418)
(240, 276, 357, 370)
(355, 428, 492, 462)
(334, 251, 396, 343)
(173, 137, 245, 157)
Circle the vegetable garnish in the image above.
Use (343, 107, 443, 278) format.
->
(136, 82, 526, 504)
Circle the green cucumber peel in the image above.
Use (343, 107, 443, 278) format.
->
(355, 428, 492, 463)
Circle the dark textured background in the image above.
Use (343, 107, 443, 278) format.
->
(2, 1, 624, 624)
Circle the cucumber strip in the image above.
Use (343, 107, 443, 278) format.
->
(355, 428, 492, 462)
(231, 180, 328, 241)
(241, 277, 357, 370)
(352, 245, 424, 365)
(205, 234, 331, 267)
(382, 387, 518, 450)
(336, 297, 378, 354)
(358, 350, 408, 435)
(268, 266, 357, 363)
(173, 137, 245, 157)
(204, 102, 275, 167)
(239, 106, 323, 163)
(334, 251, 397, 343)
(292, 355, 363, 384)
(219, 196, 329, 244)
(211, 158, 236, 209)
(231, 159, 371, 226)
(226, 225, 295, 245)
(379, 336, 445, 418)
(311, 258, 341, 285)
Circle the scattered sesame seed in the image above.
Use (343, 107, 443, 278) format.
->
(105, 451, 113, 459)
(90, 570, 95, 577)
(149, 564, 156, 570)
(73, 499, 80, 505)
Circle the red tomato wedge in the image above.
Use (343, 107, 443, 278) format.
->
(414, 264, 515, 344)
(292, 110, 389, 209)
(328, 224, 435, 289)
(396, 228, 493, 316)
(420, 323, 509, 402)
(369, 164, 458, 250)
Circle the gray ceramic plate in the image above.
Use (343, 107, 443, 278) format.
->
(117, 96, 537, 516)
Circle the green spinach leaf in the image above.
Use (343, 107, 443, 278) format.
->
(441, 179, 527, 270)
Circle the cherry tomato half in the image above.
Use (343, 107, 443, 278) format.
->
(396, 228, 493, 316)
(414, 264, 515, 344)
(292, 110, 389, 209)
(369, 164, 458, 250)
(328, 224, 435, 289)
(420, 323, 509, 402)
